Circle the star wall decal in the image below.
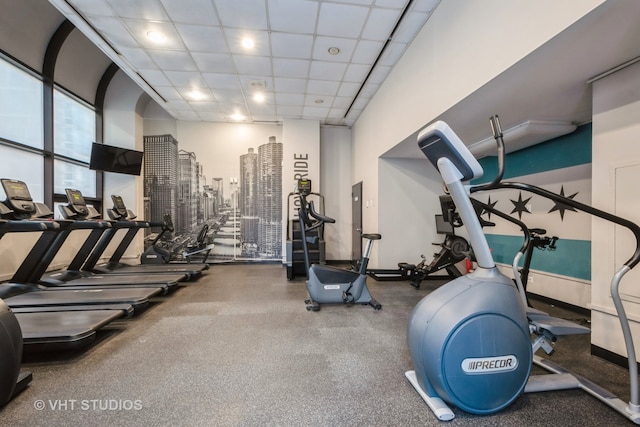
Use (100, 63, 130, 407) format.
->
(548, 185, 578, 221)
(482, 196, 498, 220)
(510, 192, 532, 220)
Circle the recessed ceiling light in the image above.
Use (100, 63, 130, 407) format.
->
(187, 90, 206, 100)
(242, 38, 254, 49)
(253, 93, 266, 103)
(230, 113, 246, 121)
(146, 31, 166, 43)
(328, 47, 340, 55)
(314, 99, 324, 104)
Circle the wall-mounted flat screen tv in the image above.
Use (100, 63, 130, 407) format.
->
(89, 143, 144, 176)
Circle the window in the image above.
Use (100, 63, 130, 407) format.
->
(0, 55, 100, 206)
(53, 88, 97, 198)
(0, 58, 43, 149)
(0, 145, 44, 201)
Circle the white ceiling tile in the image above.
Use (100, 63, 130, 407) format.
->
(304, 95, 334, 107)
(88, 16, 139, 48)
(393, 11, 429, 43)
(317, 3, 369, 38)
(233, 55, 272, 76)
(272, 58, 310, 78)
(160, 0, 219, 25)
(175, 24, 228, 53)
(368, 65, 392, 84)
(267, 0, 318, 34)
(343, 63, 370, 83)
(117, 47, 156, 69)
(276, 93, 305, 106)
(170, 99, 192, 110)
(306, 80, 340, 96)
(240, 75, 275, 92)
(276, 105, 303, 116)
(270, 33, 314, 59)
(337, 82, 360, 97)
(351, 40, 384, 64)
(412, 0, 440, 13)
(219, 103, 248, 115)
(331, 96, 352, 109)
(373, 0, 406, 9)
(106, 0, 168, 20)
(175, 110, 200, 120)
(139, 70, 172, 86)
(309, 61, 347, 81)
(274, 77, 308, 93)
(214, 0, 268, 30)
(249, 103, 276, 115)
(148, 49, 198, 71)
(68, 0, 113, 16)
(202, 73, 242, 90)
(328, 107, 347, 119)
(211, 89, 245, 104)
(154, 86, 183, 100)
(361, 8, 400, 41)
(199, 111, 226, 121)
(188, 101, 221, 112)
(224, 29, 271, 56)
(163, 71, 206, 87)
(312, 37, 357, 62)
(192, 53, 236, 73)
(122, 19, 185, 50)
(359, 82, 380, 98)
(379, 42, 407, 67)
(330, 0, 375, 6)
(59, 0, 437, 125)
(302, 106, 330, 118)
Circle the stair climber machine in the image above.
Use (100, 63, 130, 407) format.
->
(296, 179, 382, 311)
(405, 117, 640, 423)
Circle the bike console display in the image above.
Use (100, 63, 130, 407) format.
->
(298, 179, 311, 196)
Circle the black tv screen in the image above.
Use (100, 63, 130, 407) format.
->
(89, 143, 143, 176)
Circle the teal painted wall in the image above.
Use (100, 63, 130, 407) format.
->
(472, 124, 592, 280)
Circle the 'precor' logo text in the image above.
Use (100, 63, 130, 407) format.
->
(461, 355, 518, 374)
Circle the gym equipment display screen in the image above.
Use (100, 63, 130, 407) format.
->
(2, 179, 32, 201)
(89, 143, 144, 176)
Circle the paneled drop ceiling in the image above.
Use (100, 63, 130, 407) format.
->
(48, 0, 440, 126)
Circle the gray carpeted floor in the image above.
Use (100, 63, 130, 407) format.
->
(1, 264, 637, 426)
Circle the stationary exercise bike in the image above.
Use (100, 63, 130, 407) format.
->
(405, 118, 640, 423)
(296, 179, 382, 311)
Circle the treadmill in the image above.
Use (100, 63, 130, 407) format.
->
(0, 180, 159, 314)
(0, 207, 131, 351)
(0, 180, 187, 294)
(70, 192, 207, 279)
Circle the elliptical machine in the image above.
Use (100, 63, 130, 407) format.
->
(405, 118, 640, 423)
(296, 179, 382, 311)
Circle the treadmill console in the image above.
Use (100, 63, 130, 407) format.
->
(298, 178, 312, 196)
(65, 188, 89, 217)
(110, 195, 128, 219)
(1, 178, 36, 219)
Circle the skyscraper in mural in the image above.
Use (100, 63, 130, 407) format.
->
(240, 147, 259, 253)
(178, 150, 198, 234)
(257, 136, 283, 258)
(143, 134, 178, 233)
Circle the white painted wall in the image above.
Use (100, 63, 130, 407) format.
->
(352, 0, 605, 268)
(102, 70, 146, 261)
(320, 126, 351, 261)
(591, 59, 640, 359)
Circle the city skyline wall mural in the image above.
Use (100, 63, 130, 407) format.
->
(144, 123, 283, 262)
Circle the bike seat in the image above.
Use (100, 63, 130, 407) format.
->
(362, 233, 381, 240)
